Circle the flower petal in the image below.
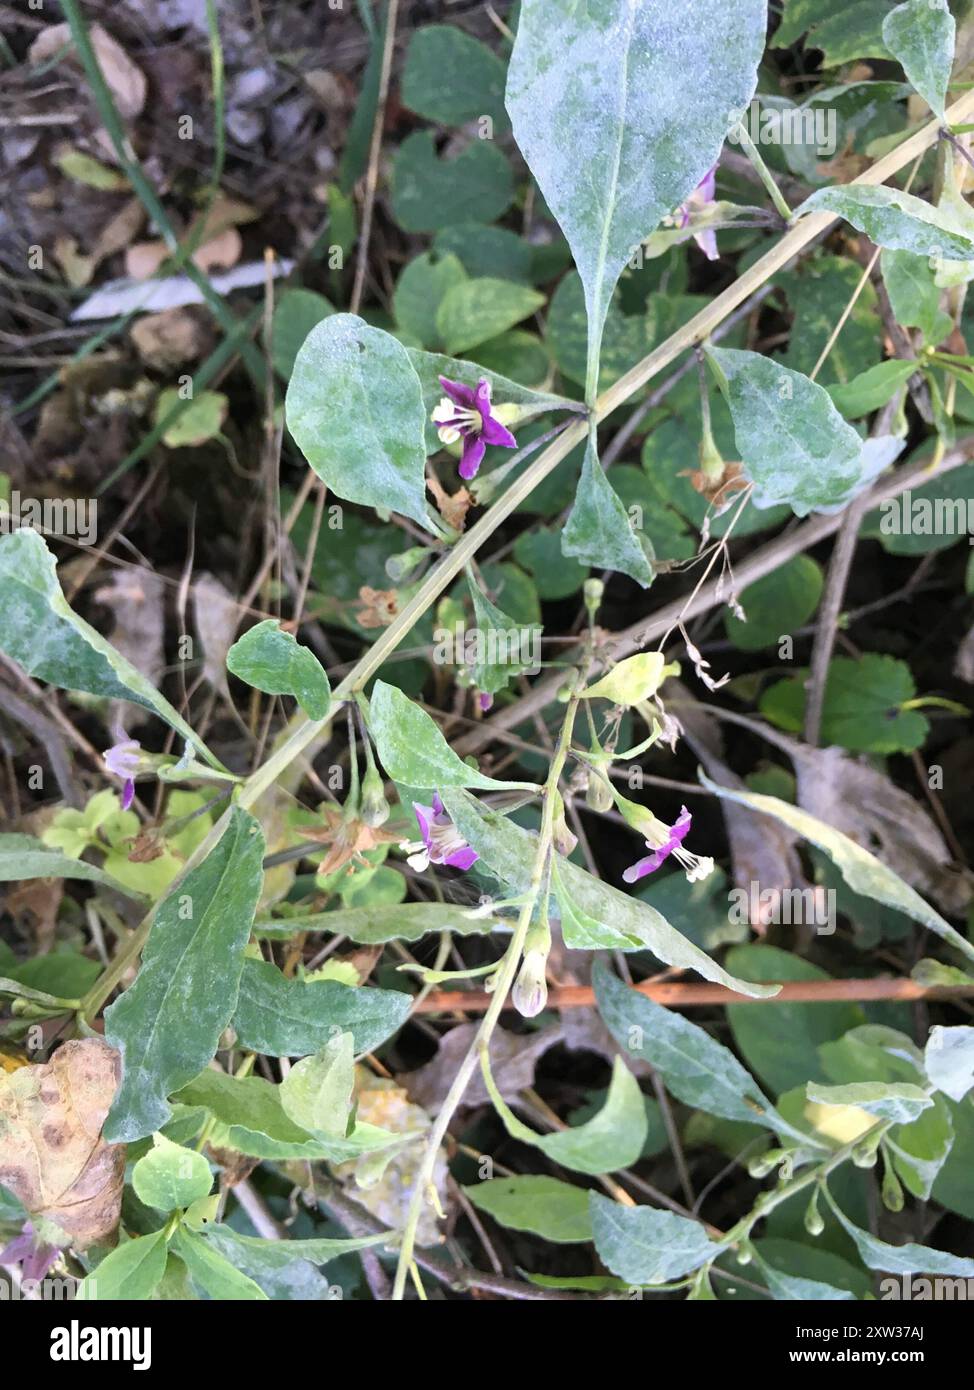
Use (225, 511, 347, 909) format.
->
(458, 434, 487, 480)
(439, 375, 478, 410)
(412, 801, 435, 849)
(480, 415, 517, 448)
(444, 845, 478, 870)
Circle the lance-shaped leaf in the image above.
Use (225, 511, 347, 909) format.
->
(252, 900, 500, 943)
(466, 576, 542, 697)
(593, 960, 808, 1143)
(563, 438, 655, 587)
(173, 1227, 267, 1300)
(506, 0, 766, 390)
(368, 680, 533, 791)
(0, 833, 147, 900)
(795, 185, 974, 260)
(806, 1080, 933, 1127)
(442, 790, 778, 998)
(882, 0, 954, 122)
(286, 314, 432, 530)
(104, 807, 265, 1142)
(755, 1254, 855, 1302)
(700, 772, 974, 970)
(589, 1193, 721, 1286)
(199, 1223, 393, 1290)
(226, 619, 331, 721)
(76, 1228, 169, 1302)
(232, 958, 411, 1057)
(483, 1052, 647, 1176)
(824, 1188, 974, 1277)
(706, 347, 865, 516)
(463, 1176, 593, 1244)
(0, 529, 218, 766)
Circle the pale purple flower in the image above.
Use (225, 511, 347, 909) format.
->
(402, 793, 478, 872)
(103, 730, 140, 811)
(623, 805, 714, 884)
(478, 691, 493, 713)
(678, 167, 719, 261)
(431, 376, 517, 481)
(0, 1221, 60, 1283)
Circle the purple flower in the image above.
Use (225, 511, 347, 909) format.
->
(678, 167, 719, 261)
(0, 1221, 60, 1283)
(403, 793, 478, 872)
(103, 729, 140, 811)
(477, 691, 494, 713)
(431, 376, 517, 481)
(623, 805, 714, 885)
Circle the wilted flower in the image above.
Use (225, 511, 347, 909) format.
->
(677, 167, 719, 261)
(402, 794, 478, 872)
(0, 1221, 60, 1283)
(431, 376, 517, 481)
(360, 764, 391, 828)
(621, 803, 714, 885)
(102, 730, 140, 811)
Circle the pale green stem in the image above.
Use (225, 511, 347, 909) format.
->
(733, 121, 793, 223)
(389, 675, 586, 1300)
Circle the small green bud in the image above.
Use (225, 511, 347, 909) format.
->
(385, 546, 430, 583)
(360, 764, 390, 828)
(804, 1191, 824, 1237)
(583, 578, 604, 616)
(585, 771, 614, 813)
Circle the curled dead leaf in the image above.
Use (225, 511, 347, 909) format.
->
(0, 1038, 125, 1251)
(29, 23, 147, 121)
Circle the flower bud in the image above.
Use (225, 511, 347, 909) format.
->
(551, 790, 577, 857)
(512, 949, 549, 1019)
(385, 546, 430, 584)
(803, 1191, 824, 1237)
(585, 770, 614, 813)
(583, 578, 604, 617)
(360, 765, 390, 828)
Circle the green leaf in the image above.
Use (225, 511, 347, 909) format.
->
(924, 1025, 974, 1102)
(433, 224, 533, 284)
(506, 0, 765, 390)
(280, 1034, 354, 1139)
(104, 806, 266, 1142)
(435, 279, 545, 357)
(882, 0, 954, 121)
(806, 1081, 932, 1126)
(706, 347, 865, 515)
(593, 960, 789, 1133)
(154, 388, 227, 448)
(582, 652, 669, 706)
(173, 1226, 267, 1300)
(883, 248, 952, 344)
(563, 438, 655, 587)
(546, 271, 649, 391)
(465, 578, 542, 696)
(443, 790, 779, 997)
(393, 252, 467, 349)
(391, 131, 513, 232)
(484, 1053, 647, 1176)
(252, 900, 499, 944)
(514, 527, 588, 599)
(226, 619, 331, 720)
(175, 1069, 399, 1163)
(0, 529, 218, 766)
(0, 833, 146, 899)
(755, 1252, 856, 1302)
(401, 24, 508, 130)
(368, 680, 531, 791)
(724, 556, 823, 651)
(724, 945, 862, 1097)
(232, 958, 410, 1056)
(462, 1176, 593, 1244)
(701, 775, 974, 970)
(825, 1189, 974, 1277)
(76, 1229, 169, 1302)
(774, 0, 893, 65)
(826, 358, 918, 418)
(796, 185, 974, 260)
(132, 1133, 213, 1212)
(199, 1224, 393, 1294)
(286, 314, 432, 531)
(759, 654, 929, 753)
(589, 1193, 720, 1286)
(271, 288, 334, 380)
